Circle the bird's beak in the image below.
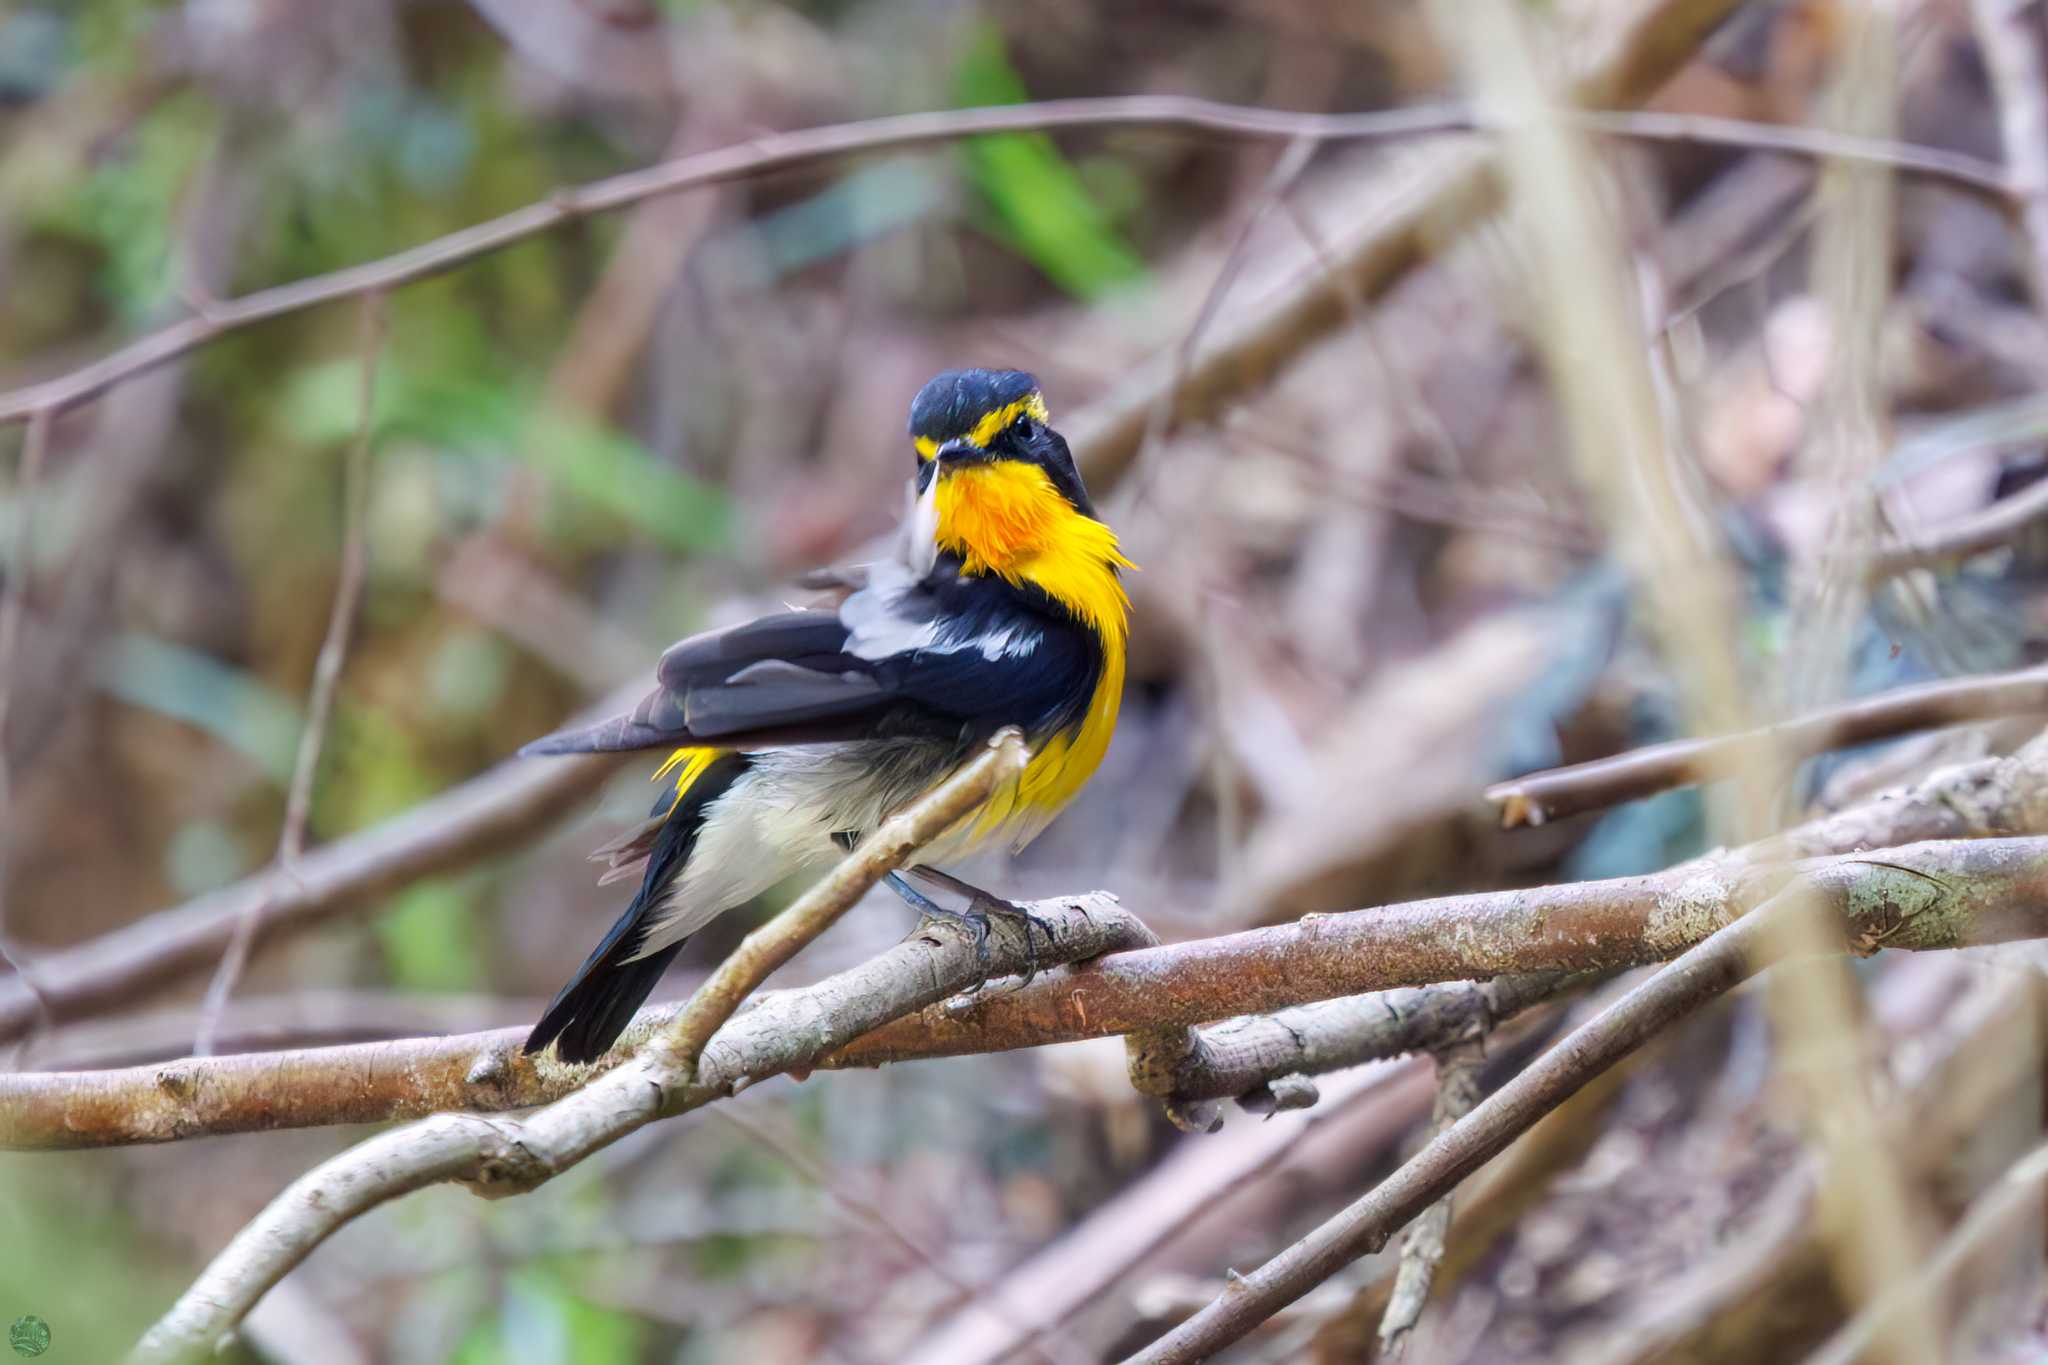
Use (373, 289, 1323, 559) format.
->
(933, 437, 983, 466)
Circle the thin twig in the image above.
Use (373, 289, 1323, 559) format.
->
(1377, 1038, 1486, 1356)
(0, 98, 1449, 428)
(1123, 885, 1801, 1364)
(194, 295, 387, 1056)
(1125, 133, 1319, 514)
(1485, 663, 2048, 827)
(1873, 474, 2048, 576)
(0, 89, 2005, 433)
(654, 730, 1028, 1081)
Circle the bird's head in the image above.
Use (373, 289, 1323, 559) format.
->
(908, 368, 1124, 583)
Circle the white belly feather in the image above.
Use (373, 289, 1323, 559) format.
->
(627, 736, 977, 957)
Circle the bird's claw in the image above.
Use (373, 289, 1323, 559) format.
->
(915, 904, 995, 993)
(968, 893, 1053, 990)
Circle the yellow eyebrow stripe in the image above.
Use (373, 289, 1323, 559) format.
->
(914, 392, 1050, 461)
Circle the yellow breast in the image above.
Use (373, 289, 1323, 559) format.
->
(932, 459, 1133, 851)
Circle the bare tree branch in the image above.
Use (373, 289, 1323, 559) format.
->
(0, 896, 1118, 1150)
(1123, 882, 1804, 1364)
(18, 726, 2045, 1146)
(1485, 664, 2048, 827)
(1377, 1037, 1486, 1357)
(9, 0, 2001, 450)
(1872, 475, 2048, 577)
(0, 96, 1459, 426)
(835, 835, 2048, 1069)
(17, 830, 2048, 1152)
(1134, 971, 1583, 1111)
(122, 902, 1132, 1362)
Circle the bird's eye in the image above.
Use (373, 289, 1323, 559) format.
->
(1012, 416, 1039, 441)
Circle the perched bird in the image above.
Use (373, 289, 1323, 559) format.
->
(520, 369, 1133, 1063)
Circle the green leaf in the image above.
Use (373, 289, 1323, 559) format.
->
(952, 24, 1146, 299)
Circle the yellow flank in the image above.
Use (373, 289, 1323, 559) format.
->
(933, 457, 1134, 849)
(651, 746, 721, 809)
(914, 392, 1050, 462)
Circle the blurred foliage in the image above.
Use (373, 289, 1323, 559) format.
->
(0, 1154, 204, 1363)
(448, 1267, 646, 1365)
(953, 23, 1147, 299)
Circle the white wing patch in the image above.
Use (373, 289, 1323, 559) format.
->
(972, 625, 1040, 659)
(839, 469, 1040, 664)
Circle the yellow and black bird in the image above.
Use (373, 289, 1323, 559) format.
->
(520, 369, 1132, 1062)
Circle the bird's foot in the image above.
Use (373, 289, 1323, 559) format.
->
(963, 892, 1054, 989)
(886, 872, 1050, 991)
(888, 872, 995, 990)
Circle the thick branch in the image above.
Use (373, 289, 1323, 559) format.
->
(17, 832, 2048, 1151)
(1484, 664, 2048, 827)
(16, 726, 2034, 1145)
(832, 835, 2048, 1067)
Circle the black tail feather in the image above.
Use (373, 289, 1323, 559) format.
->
(525, 750, 751, 1063)
(525, 933, 685, 1065)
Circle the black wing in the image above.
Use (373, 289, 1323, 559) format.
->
(519, 574, 1100, 758)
